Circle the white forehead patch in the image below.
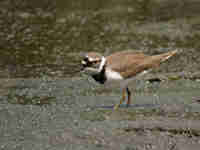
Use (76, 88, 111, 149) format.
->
(85, 55, 96, 62)
(88, 57, 95, 61)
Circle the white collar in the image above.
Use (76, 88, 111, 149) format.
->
(98, 56, 106, 72)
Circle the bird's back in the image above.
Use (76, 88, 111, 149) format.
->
(105, 50, 177, 78)
(106, 51, 149, 78)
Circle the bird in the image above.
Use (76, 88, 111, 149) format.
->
(81, 50, 178, 109)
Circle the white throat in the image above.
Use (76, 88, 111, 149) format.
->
(98, 56, 106, 72)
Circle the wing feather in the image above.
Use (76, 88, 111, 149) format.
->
(106, 51, 150, 78)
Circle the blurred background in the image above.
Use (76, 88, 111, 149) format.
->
(0, 0, 200, 78)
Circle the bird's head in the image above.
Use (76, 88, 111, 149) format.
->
(81, 52, 106, 75)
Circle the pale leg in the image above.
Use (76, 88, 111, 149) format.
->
(114, 88, 126, 110)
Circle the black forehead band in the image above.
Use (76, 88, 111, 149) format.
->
(83, 57, 89, 61)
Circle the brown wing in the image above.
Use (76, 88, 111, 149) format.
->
(106, 51, 151, 78)
(106, 50, 177, 78)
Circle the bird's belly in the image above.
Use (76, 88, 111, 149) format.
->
(105, 69, 123, 81)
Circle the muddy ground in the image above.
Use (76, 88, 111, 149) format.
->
(0, 0, 200, 149)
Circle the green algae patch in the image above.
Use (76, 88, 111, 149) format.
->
(122, 126, 200, 138)
(80, 108, 159, 121)
(81, 106, 200, 122)
(80, 109, 110, 121)
(6, 93, 55, 105)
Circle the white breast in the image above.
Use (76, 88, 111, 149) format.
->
(105, 69, 123, 80)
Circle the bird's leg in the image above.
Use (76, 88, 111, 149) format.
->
(126, 87, 131, 107)
(114, 88, 126, 110)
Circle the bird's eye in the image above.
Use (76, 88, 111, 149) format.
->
(93, 59, 100, 64)
(90, 60, 98, 64)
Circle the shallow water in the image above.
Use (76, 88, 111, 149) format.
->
(0, 77, 200, 149)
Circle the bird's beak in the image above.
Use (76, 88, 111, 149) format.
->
(80, 58, 101, 72)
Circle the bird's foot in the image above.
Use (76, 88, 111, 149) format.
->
(113, 104, 120, 110)
(126, 103, 130, 108)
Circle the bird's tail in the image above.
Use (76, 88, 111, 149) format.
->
(145, 49, 180, 68)
(158, 49, 179, 62)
